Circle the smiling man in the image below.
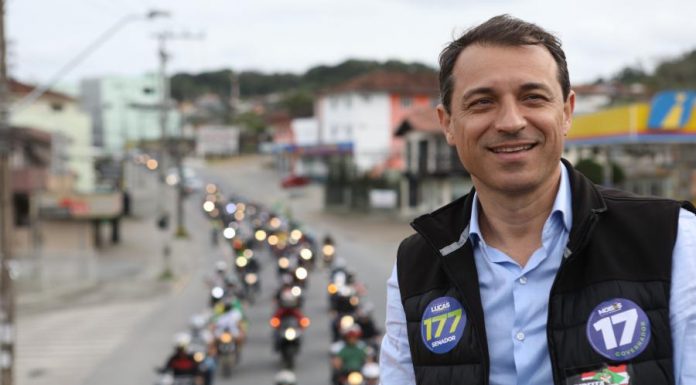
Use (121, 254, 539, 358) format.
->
(379, 15, 696, 385)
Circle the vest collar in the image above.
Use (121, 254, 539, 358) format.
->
(410, 158, 608, 257)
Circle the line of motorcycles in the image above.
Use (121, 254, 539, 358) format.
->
(156, 183, 381, 385)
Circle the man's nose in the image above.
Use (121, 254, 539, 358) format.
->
(493, 99, 526, 133)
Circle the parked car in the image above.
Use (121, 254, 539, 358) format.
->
(281, 174, 311, 188)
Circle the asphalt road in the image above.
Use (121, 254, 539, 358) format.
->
(15, 155, 414, 385)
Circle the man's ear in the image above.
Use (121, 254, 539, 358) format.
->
(562, 90, 576, 137)
(437, 104, 454, 145)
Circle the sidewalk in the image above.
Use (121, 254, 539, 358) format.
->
(17, 170, 210, 313)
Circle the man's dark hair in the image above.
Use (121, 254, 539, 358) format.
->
(438, 14, 570, 113)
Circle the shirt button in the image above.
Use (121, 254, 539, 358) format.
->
(515, 332, 525, 341)
(519, 276, 528, 285)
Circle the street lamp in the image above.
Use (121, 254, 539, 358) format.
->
(11, 9, 170, 112)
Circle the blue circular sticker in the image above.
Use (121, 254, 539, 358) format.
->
(420, 296, 466, 354)
(586, 298, 651, 361)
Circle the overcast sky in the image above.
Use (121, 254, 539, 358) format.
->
(8, 0, 696, 88)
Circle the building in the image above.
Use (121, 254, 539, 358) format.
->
(10, 80, 95, 193)
(395, 106, 471, 216)
(566, 90, 696, 202)
(81, 74, 181, 156)
(315, 70, 439, 172)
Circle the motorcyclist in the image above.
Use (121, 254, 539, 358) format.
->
(213, 302, 246, 355)
(271, 288, 308, 351)
(188, 315, 215, 385)
(330, 325, 370, 385)
(207, 260, 229, 289)
(274, 369, 297, 385)
(160, 334, 200, 381)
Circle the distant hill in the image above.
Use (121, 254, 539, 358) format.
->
(170, 59, 436, 102)
(611, 48, 696, 90)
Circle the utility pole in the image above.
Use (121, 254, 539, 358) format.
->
(154, 31, 203, 242)
(0, 0, 15, 383)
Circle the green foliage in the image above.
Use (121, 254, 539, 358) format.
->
(170, 59, 436, 102)
(651, 50, 696, 89)
(279, 89, 314, 118)
(575, 158, 625, 185)
(233, 111, 266, 133)
(610, 49, 696, 90)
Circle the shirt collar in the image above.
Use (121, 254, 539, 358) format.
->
(468, 163, 573, 245)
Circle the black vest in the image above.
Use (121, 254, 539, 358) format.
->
(397, 160, 696, 385)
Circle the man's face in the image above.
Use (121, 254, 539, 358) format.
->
(438, 44, 575, 196)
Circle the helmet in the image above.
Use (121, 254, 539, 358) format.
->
(279, 289, 299, 308)
(174, 332, 191, 350)
(343, 324, 362, 339)
(189, 314, 207, 330)
(215, 261, 228, 272)
(274, 369, 297, 385)
(362, 362, 380, 380)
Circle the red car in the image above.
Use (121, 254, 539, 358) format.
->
(281, 174, 311, 188)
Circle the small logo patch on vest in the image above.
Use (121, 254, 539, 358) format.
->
(586, 298, 651, 361)
(420, 296, 466, 354)
(565, 364, 631, 385)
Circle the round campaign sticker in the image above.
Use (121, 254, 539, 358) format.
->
(420, 296, 466, 354)
(586, 298, 651, 361)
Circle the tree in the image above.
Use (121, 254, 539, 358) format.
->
(575, 158, 625, 185)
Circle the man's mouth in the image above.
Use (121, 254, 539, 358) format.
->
(490, 144, 535, 154)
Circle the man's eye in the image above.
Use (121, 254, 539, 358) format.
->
(468, 99, 492, 108)
(524, 94, 547, 101)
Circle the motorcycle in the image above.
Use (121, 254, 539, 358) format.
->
(271, 316, 310, 369)
(209, 286, 225, 308)
(216, 328, 238, 377)
(242, 271, 260, 305)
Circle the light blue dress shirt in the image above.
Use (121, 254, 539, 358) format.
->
(380, 166, 696, 385)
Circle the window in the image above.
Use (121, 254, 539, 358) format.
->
(401, 97, 412, 108)
(51, 102, 64, 112)
(14, 193, 30, 227)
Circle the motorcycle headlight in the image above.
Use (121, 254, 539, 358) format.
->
(284, 328, 297, 341)
(350, 296, 360, 306)
(322, 244, 335, 256)
(300, 248, 313, 260)
(193, 351, 205, 363)
(291, 286, 302, 297)
(290, 229, 303, 241)
(245, 273, 258, 285)
(327, 283, 337, 295)
(255, 230, 267, 241)
(211, 287, 224, 299)
(278, 257, 290, 269)
(340, 315, 355, 330)
(295, 267, 308, 280)
(223, 227, 236, 239)
(236, 256, 248, 268)
(220, 332, 233, 343)
(347, 372, 364, 385)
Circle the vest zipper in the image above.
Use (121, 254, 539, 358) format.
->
(546, 210, 601, 385)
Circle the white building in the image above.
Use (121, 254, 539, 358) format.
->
(81, 74, 181, 156)
(316, 70, 439, 173)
